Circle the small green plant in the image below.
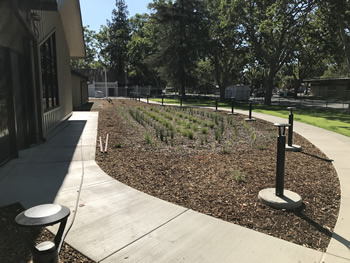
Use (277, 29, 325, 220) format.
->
(160, 129, 164, 141)
(221, 142, 231, 154)
(231, 169, 245, 182)
(188, 130, 194, 140)
(233, 125, 238, 140)
(114, 143, 122, 148)
(215, 129, 222, 143)
(201, 127, 208, 135)
(220, 122, 225, 135)
(257, 144, 268, 150)
(145, 133, 152, 145)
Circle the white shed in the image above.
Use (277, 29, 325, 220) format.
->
(225, 85, 251, 101)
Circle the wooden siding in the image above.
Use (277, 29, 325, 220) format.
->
(33, 10, 73, 135)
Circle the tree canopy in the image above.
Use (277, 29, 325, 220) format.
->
(72, 0, 350, 104)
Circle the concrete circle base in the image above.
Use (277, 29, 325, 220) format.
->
(285, 144, 302, 152)
(258, 188, 302, 210)
(244, 118, 256, 122)
(228, 112, 238, 115)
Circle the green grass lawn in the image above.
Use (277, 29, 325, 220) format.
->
(151, 98, 350, 137)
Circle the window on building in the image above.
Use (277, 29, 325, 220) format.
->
(40, 33, 59, 111)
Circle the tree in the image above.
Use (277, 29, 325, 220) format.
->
(206, 0, 248, 100)
(105, 0, 130, 81)
(127, 13, 162, 87)
(70, 26, 102, 69)
(286, 9, 336, 97)
(241, 0, 316, 105)
(148, 0, 209, 97)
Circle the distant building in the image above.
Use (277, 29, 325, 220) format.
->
(225, 85, 251, 101)
(0, 0, 85, 165)
(304, 78, 350, 99)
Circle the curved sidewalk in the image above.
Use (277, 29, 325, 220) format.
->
(0, 105, 348, 262)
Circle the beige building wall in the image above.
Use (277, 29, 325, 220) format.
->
(34, 10, 73, 135)
(71, 73, 88, 108)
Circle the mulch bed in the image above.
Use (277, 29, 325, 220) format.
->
(1, 97, 339, 262)
(96, 99, 340, 252)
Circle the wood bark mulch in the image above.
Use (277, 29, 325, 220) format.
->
(95, 99, 340, 252)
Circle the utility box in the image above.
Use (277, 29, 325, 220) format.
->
(225, 85, 251, 101)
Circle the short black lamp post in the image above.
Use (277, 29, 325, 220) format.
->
(147, 94, 149, 104)
(274, 123, 289, 196)
(286, 107, 301, 152)
(215, 96, 219, 112)
(245, 100, 256, 121)
(161, 94, 164, 106)
(258, 123, 302, 209)
(180, 96, 183, 108)
(138, 93, 141, 102)
(229, 97, 237, 115)
(15, 204, 70, 263)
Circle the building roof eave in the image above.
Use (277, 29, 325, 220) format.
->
(59, 0, 85, 59)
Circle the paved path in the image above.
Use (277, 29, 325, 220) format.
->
(0, 101, 349, 262)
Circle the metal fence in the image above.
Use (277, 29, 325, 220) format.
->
(250, 96, 350, 111)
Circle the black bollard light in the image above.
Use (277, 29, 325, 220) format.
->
(287, 107, 296, 146)
(15, 204, 70, 263)
(274, 123, 290, 196)
(147, 94, 149, 104)
(215, 97, 218, 111)
(245, 100, 256, 121)
(180, 96, 183, 108)
(229, 97, 237, 115)
(161, 94, 164, 106)
(249, 101, 252, 119)
(286, 107, 301, 151)
(138, 93, 141, 102)
(258, 123, 302, 209)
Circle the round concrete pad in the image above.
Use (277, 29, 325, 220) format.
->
(244, 118, 256, 122)
(258, 188, 302, 209)
(286, 144, 302, 152)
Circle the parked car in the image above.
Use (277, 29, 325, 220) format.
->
(95, 90, 104, 98)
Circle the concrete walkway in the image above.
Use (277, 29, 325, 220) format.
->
(0, 102, 349, 262)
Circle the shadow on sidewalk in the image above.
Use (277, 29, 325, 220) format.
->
(0, 118, 86, 208)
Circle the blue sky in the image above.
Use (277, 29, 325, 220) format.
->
(80, 0, 151, 32)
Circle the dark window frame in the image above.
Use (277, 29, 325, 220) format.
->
(40, 32, 59, 111)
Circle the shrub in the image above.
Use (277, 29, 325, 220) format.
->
(215, 129, 221, 143)
(188, 130, 194, 140)
(145, 133, 152, 145)
(201, 127, 208, 135)
(231, 169, 245, 182)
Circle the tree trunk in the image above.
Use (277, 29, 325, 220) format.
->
(264, 75, 274, 105)
(293, 79, 302, 99)
(219, 85, 225, 101)
(336, 15, 350, 70)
